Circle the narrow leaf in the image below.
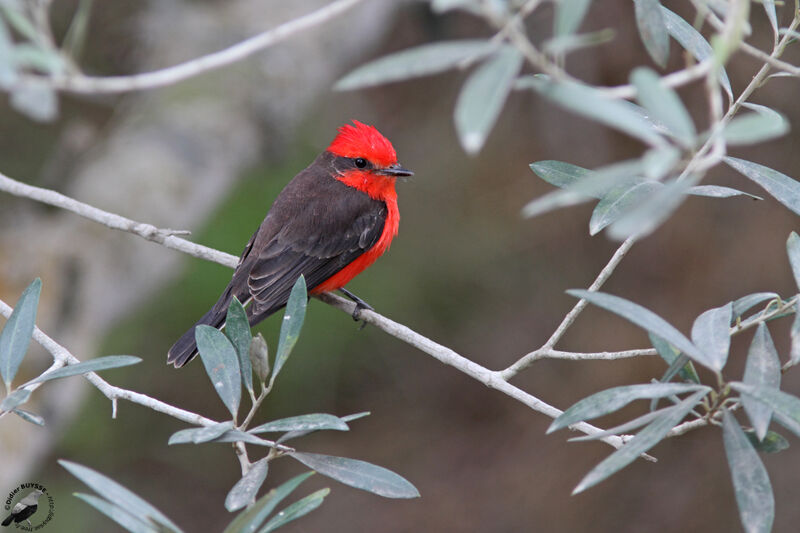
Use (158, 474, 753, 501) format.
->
(0, 388, 31, 411)
(762, 0, 778, 37)
(60, 460, 182, 533)
(335, 40, 498, 90)
(791, 306, 800, 365)
(555, 0, 592, 36)
(278, 411, 370, 444)
(260, 488, 330, 532)
(690, 302, 732, 372)
(250, 414, 349, 434)
(12, 408, 44, 426)
(0, 17, 17, 88)
(607, 179, 690, 240)
(25, 356, 142, 386)
(196, 325, 241, 418)
(590, 181, 661, 235)
(732, 293, 778, 320)
(269, 276, 307, 388)
(524, 76, 665, 146)
(724, 157, 800, 216)
(0, 278, 41, 390)
(226, 459, 269, 512)
(192, 421, 235, 444)
(633, 0, 670, 68)
(722, 410, 774, 533)
(568, 406, 674, 442)
(169, 428, 273, 447)
(289, 452, 420, 499)
(455, 46, 523, 154)
(660, 6, 732, 100)
(567, 289, 704, 361)
(222, 472, 314, 533)
(10, 81, 58, 122)
(74, 493, 158, 533)
(226, 296, 253, 396)
(787, 232, 800, 290)
(745, 429, 789, 454)
(548, 382, 708, 432)
(523, 159, 643, 218)
(723, 108, 789, 146)
(742, 324, 781, 441)
(730, 383, 800, 439)
(631, 67, 695, 144)
(573, 390, 707, 493)
(649, 333, 700, 383)
(688, 185, 762, 200)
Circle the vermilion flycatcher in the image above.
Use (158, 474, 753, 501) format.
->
(168, 121, 412, 367)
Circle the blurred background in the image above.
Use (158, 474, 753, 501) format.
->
(1, 0, 799, 531)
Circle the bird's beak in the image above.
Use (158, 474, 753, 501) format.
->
(377, 163, 414, 177)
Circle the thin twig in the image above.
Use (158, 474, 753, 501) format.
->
(16, 0, 366, 94)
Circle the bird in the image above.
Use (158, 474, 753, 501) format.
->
(167, 120, 412, 367)
(2, 489, 43, 527)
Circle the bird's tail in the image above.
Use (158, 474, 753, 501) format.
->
(2, 514, 13, 526)
(167, 305, 227, 368)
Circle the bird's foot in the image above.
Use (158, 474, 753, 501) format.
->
(338, 288, 373, 328)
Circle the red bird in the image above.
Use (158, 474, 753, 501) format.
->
(167, 121, 412, 367)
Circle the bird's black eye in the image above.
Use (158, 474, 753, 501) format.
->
(354, 158, 367, 168)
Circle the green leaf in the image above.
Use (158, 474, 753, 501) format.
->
(548, 382, 708, 432)
(222, 472, 314, 533)
(660, 6, 732, 100)
(74, 493, 159, 533)
(573, 389, 707, 494)
(633, 0, 669, 68)
(788, 232, 800, 290)
(730, 383, 800, 439)
(722, 410, 774, 533)
(523, 158, 644, 218)
(277, 411, 370, 444)
(0, 278, 41, 390)
(543, 29, 616, 56)
(60, 460, 182, 533)
(195, 325, 241, 418)
(250, 414, 349, 434)
(10, 81, 58, 122)
(690, 302, 732, 372)
(732, 292, 778, 320)
(13, 44, 64, 74)
(742, 324, 781, 441)
(566, 289, 704, 361)
(12, 408, 44, 426)
(431, 0, 479, 14)
(724, 157, 800, 216)
(454, 46, 522, 154)
(334, 40, 498, 90)
(791, 306, 800, 365)
(524, 77, 665, 146)
(529, 160, 592, 191)
(269, 276, 307, 388)
(0, 2, 38, 42)
(0, 387, 31, 411)
(568, 406, 674, 442)
(226, 458, 269, 512)
(606, 178, 691, 240)
(631, 67, 695, 145)
(762, 0, 778, 36)
(589, 181, 661, 236)
(168, 421, 234, 445)
(259, 488, 329, 532)
(62, 0, 93, 60)
(554, 0, 592, 36)
(24, 356, 142, 386)
(289, 452, 420, 499)
(723, 106, 789, 146)
(168, 428, 273, 447)
(649, 333, 700, 383)
(688, 185, 762, 200)
(226, 296, 253, 396)
(745, 429, 789, 454)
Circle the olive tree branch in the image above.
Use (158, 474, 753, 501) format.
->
(15, 0, 366, 94)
